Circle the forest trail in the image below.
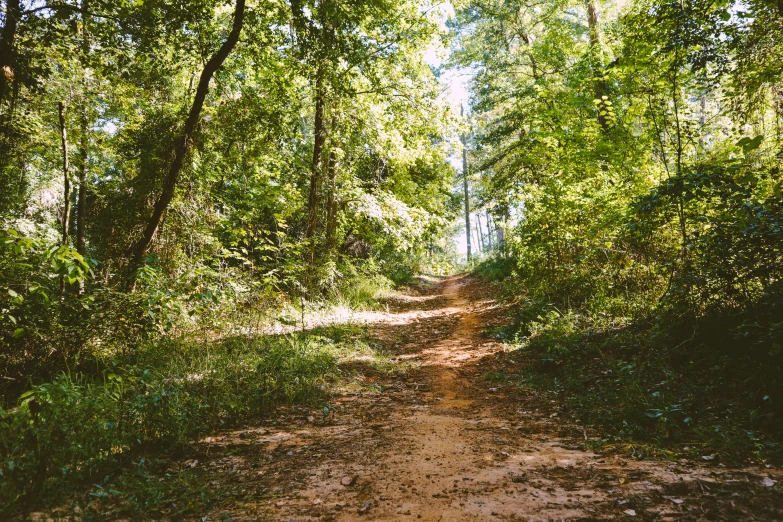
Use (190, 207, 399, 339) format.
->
(199, 276, 782, 521)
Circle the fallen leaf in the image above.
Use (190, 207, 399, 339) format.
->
(624, 509, 636, 516)
(763, 477, 777, 487)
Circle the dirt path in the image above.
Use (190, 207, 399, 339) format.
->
(199, 275, 782, 521)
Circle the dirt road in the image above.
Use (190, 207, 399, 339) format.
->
(200, 275, 782, 521)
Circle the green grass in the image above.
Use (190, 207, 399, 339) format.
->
(492, 300, 783, 464)
(0, 322, 393, 519)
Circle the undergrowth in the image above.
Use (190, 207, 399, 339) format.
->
(0, 314, 394, 519)
(475, 255, 783, 465)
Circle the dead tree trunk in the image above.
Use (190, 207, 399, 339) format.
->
(130, 0, 245, 271)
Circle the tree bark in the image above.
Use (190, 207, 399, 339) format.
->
(130, 0, 245, 270)
(306, 64, 326, 265)
(324, 149, 338, 256)
(461, 105, 471, 261)
(0, 0, 21, 103)
(486, 210, 493, 249)
(58, 102, 70, 295)
(477, 213, 485, 251)
(58, 102, 71, 247)
(587, 1, 608, 131)
(76, 0, 89, 257)
(305, 64, 327, 268)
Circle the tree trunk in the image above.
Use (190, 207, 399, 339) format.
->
(486, 210, 493, 249)
(58, 102, 70, 295)
(306, 64, 326, 264)
(461, 105, 471, 261)
(477, 213, 485, 251)
(324, 149, 338, 256)
(76, 0, 89, 257)
(497, 208, 507, 256)
(77, 105, 88, 256)
(58, 102, 71, 247)
(130, 0, 245, 271)
(0, 0, 21, 103)
(587, 1, 608, 131)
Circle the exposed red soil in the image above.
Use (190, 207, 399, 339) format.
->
(193, 275, 783, 521)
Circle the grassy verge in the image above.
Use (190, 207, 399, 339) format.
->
(0, 320, 397, 519)
(475, 257, 783, 465)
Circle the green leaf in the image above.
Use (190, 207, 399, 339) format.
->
(738, 135, 763, 153)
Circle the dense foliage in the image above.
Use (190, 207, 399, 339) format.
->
(453, 0, 783, 459)
(0, 0, 458, 514)
(2, 0, 783, 515)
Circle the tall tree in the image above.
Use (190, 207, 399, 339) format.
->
(461, 105, 471, 261)
(131, 0, 246, 270)
(0, 0, 21, 103)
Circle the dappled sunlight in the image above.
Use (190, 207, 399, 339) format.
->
(166, 275, 783, 522)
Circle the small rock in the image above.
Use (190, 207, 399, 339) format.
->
(671, 498, 684, 504)
(341, 475, 355, 486)
(763, 477, 777, 487)
(701, 455, 715, 461)
(624, 509, 636, 516)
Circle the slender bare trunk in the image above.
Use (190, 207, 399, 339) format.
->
(477, 213, 485, 251)
(58, 102, 71, 247)
(306, 64, 326, 265)
(131, 0, 245, 272)
(461, 105, 471, 261)
(324, 150, 338, 256)
(58, 102, 71, 294)
(486, 210, 493, 249)
(77, 0, 89, 257)
(587, 1, 608, 131)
